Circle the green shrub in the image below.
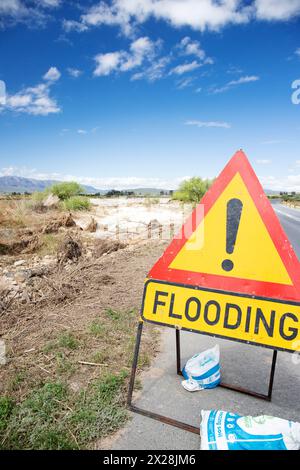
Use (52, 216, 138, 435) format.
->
(64, 196, 91, 211)
(173, 177, 212, 203)
(51, 182, 84, 201)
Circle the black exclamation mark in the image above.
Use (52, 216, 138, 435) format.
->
(221, 198, 243, 272)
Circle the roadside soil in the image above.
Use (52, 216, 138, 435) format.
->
(1, 238, 167, 393)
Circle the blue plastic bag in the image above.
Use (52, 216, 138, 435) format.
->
(181, 345, 221, 392)
(200, 410, 300, 450)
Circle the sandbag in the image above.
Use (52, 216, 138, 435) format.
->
(181, 345, 221, 392)
(200, 410, 300, 450)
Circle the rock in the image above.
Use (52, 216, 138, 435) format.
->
(42, 213, 76, 234)
(85, 217, 97, 232)
(14, 270, 31, 283)
(20, 291, 30, 303)
(4, 272, 14, 279)
(30, 266, 50, 277)
(14, 259, 26, 267)
(58, 236, 82, 263)
(0, 340, 6, 365)
(64, 213, 76, 228)
(42, 193, 60, 208)
(42, 255, 55, 264)
(148, 219, 161, 228)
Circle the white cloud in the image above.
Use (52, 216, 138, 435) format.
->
(178, 36, 206, 59)
(43, 66, 61, 82)
(131, 37, 212, 82)
(0, 80, 6, 105)
(2, 68, 61, 116)
(176, 76, 195, 90)
(64, 0, 252, 36)
(213, 75, 260, 93)
(39, 0, 61, 7)
(0, 0, 62, 29)
(227, 65, 243, 74)
(7, 93, 32, 107)
(63, 0, 300, 37)
(170, 60, 201, 75)
(185, 120, 231, 129)
(4, 164, 300, 192)
(94, 36, 159, 76)
(131, 56, 170, 82)
(260, 174, 300, 192)
(76, 127, 99, 135)
(295, 48, 300, 57)
(256, 159, 271, 164)
(121, 36, 158, 70)
(62, 19, 89, 32)
(94, 52, 123, 76)
(67, 68, 83, 78)
(255, 0, 300, 21)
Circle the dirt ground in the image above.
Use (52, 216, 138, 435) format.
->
(0, 196, 175, 448)
(1, 239, 167, 391)
(0, 240, 165, 374)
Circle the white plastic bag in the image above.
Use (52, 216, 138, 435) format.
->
(181, 345, 221, 392)
(200, 410, 300, 450)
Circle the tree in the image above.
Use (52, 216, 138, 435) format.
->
(50, 181, 84, 200)
(173, 177, 212, 203)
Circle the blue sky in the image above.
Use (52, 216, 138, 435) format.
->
(0, 0, 300, 190)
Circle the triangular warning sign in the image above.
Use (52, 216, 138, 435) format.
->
(148, 150, 300, 302)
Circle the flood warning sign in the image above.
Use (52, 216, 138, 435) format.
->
(141, 151, 300, 353)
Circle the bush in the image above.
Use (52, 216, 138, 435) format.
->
(29, 191, 48, 211)
(64, 196, 91, 211)
(173, 177, 212, 203)
(51, 182, 84, 201)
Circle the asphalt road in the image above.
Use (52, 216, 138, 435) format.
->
(272, 201, 300, 260)
(109, 202, 300, 451)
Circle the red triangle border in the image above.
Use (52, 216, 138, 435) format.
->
(148, 150, 300, 302)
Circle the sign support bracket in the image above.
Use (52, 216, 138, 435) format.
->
(127, 321, 200, 435)
(127, 321, 278, 435)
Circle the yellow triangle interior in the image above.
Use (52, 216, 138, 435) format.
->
(170, 173, 292, 285)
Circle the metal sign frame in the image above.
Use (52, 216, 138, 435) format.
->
(127, 150, 300, 433)
(127, 321, 278, 435)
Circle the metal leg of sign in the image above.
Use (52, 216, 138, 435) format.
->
(175, 329, 277, 402)
(267, 350, 277, 400)
(176, 327, 181, 375)
(127, 321, 200, 435)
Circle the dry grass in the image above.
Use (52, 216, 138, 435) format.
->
(0, 198, 80, 258)
(0, 235, 164, 449)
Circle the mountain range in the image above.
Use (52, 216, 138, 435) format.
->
(0, 176, 102, 194)
(0, 175, 281, 196)
(0, 176, 171, 195)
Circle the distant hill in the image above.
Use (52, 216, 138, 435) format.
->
(264, 189, 281, 196)
(0, 176, 172, 196)
(0, 176, 102, 195)
(0, 176, 283, 197)
(129, 188, 172, 195)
